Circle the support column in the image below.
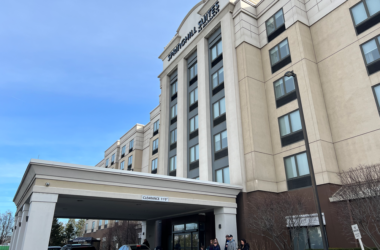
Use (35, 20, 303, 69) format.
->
(14, 204, 29, 250)
(197, 37, 213, 181)
(221, 13, 246, 190)
(158, 75, 170, 175)
(214, 207, 237, 243)
(10, 211, 21, 250)
(20, 193, 58, 250)
(177, 58, 188, 178)
(146, 220, 156, 249)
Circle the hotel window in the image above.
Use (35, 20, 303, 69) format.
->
(153, 120, 160, 136)
(274, 75, 296, 108)
(85, 223, 88, 232)
(129, 139, 134, 152)
(373, 84, 380, 114)
(350, 0, 380, 35)
(171, 81, 178, 100)
(284, 152, 311, 190)
(111, 154, 115, 165)
(120, 161, 125, 170)
(213, 97, 226, 126)
(211, 40, 223, 61)
(170, 129, 177, 150)
(171, 104, 177, 119)
(189, 63, 198, 81)
(99, 220, 102, 229)
(190, 145, 199, 163)
(152, 138, 159, 155)
(266, 9, 285, 43)
(360, 35, 380, 75)
(105, 158, 109, 168)
(216, 167, 230, 184)
(92, 221, 95, 232)
(189, 88, 198, 105)
(170, 155, 177, 172)
(190, 115, 198, 133)
(121, 145, 126, 157)
(212, 67, 224, 95)
(128, 155, 133, 168)
(269, 38, 291, 74)
(278, 110, 304, 147)
(105, 220, 108, 228)
(151, 158, 158, 174)
(214, 131, 228, 160)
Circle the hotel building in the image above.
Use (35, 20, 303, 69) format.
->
(11, 0, 380, 249)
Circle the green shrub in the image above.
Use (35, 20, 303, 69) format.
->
(0, 246, 10, 250)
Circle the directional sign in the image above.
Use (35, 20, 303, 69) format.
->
(352, 224, 362, 239)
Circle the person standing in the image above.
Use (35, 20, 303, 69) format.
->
(143, 239, 150, 248)
(238, 239, 249, 250)
(206, 239, 214, 250)
(213, 239, 221, 250)
(227, 235, 237, 250)
(224, 235, 229, 250)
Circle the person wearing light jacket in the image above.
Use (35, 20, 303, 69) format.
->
(226, 235, 237, 250)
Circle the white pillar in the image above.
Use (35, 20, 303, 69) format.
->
(158, 75, 170, 175)
(20, 193, 58, 250)
(141, 221, 147, 244)
(14, 204, 29, 250)
(214, 207, 238, 243)
(197, 37, 213, 181)
(177, 58, 188, 178)
(146, 220, 156, 249)
(221, 13, 246, 190)
(9, 211, 21, 250)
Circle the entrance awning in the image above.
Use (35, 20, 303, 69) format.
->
(13, 159, 242, 220)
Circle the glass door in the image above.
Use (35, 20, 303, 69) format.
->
(174, 232, 199, 250)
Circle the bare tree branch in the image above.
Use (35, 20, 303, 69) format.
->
(0, 210, 14, 244)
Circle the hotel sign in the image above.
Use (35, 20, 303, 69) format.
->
(167, 1, 220, 61)
(142, 195, 169, 202)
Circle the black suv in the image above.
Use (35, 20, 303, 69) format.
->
(61, 245, 96, 250)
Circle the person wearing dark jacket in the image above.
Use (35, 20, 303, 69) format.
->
(239, 239, 249, 250)
(213, 239, 221, 250)
(206, 239, 214, 250)
(224, 235, 229, 250)
(143, 239, 150, 248)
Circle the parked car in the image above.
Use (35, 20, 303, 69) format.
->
(60, 245, 96, 250)
(48, 247, 62, 250)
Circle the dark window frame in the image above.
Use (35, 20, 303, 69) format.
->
(169, 155, 177, 172)
(349, 0, 380, 34)
(210, 39, 223, 62)
(153, 138, 159, 150)
(269, 38, 291, 71)
(153, 120, 160, 133)
(120, 161, 125, 170)
(211, 66, 224, 90)
(214, 130, 228, 155)
(215, 166, 229, 183)
(278, 109, 303, 138)
(171, 104, 178, 119)
(189, 144, 199, 163)
(171, 81, 178, 97)
(360, 35, 380, 75)
(213, 97, 226, 120)
(283, 151, 310, 181)
(265, 9, 285, 36)
(189, 62, 198, 82)
(189, 115, 199, 134)
(128, 155, 133, 166)
(105, 158, 109, 168)
(129, 139, 134, 150)
(189, 87, 198, 106)
(372, 83, 380, 115)
(170, 128, 177, 145)
(273, 75, 296, 100)
(151, 158, 158, 172)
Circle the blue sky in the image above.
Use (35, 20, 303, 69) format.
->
(0, 0, 199, 215)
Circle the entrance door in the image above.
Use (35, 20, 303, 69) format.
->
(174, 232, 199, 250)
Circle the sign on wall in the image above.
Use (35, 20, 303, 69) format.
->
(142, 195, 169, 202)
(167, 1, 220, 61)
